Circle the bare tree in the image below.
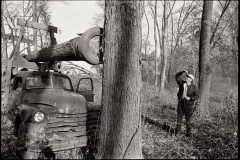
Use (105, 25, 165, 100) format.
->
(144, 6, 150, 85)
(159, 1, 169, 91)
(153, 1, 159, 86)
(148, 1, 163, 87)
(167, 1, 176, 82)
(1, 2, 7, 59)
(97, 1, 144, 159)
(32, 1, 38, 51)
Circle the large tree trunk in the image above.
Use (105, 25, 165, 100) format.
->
(97, 1, 143, 159)
(198, 0, 213, 119)
(160, 1, 168, 91)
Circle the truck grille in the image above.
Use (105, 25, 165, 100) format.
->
(46, 113, 88, 141)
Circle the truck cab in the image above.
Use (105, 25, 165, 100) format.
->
(9, 71, 100, 159)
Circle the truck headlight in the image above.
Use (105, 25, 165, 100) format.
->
(34, 112, 45, 122)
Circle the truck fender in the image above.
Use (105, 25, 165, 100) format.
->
(19, 104, 38, 123)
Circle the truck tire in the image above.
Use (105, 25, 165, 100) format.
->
(78, 27, 103, 65)
(18, 123, 39, 159)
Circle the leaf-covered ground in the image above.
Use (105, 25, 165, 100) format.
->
(141, 83, 238, 159)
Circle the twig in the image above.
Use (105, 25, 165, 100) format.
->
(11, 145, 19, 159)
(123, 111, 142, 159)
(217, 0, 224, 9)
(166, 1, 176, 20)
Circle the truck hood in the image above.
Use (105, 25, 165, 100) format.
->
(23, 89, 87, 114)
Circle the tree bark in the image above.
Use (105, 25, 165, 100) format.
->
(97, 1, 143, 159)
(149, 1, 162, 86)
(33, 1, 38, 51)
(24, 37, 81, 62)
(198, 0, 213, 119)
(23, 34, 101, 65)
(144, 7, 150, 85)
(160, 1, 168, 91)
(1, 2, 7, 59)
(167, 63, 171, 83)
(154, 1, 158, 86)
(167, 10, 175, 83)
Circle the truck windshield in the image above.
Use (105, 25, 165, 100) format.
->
(26, 75, 53, 89)
(54, 75, 72, 90)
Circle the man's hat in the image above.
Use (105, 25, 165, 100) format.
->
(187, 74, 194, 80)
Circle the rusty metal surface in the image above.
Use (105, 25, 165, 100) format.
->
(87, 102, 102, 111)
(24, 111, 88, 151)
(25, 122, 47, 144)
(46, 126, 86, 134)
(48, 113, 87, 119)
(26, 136, 88, 152)
(47, 117, 87, 123)
(23, 90, 87, 114)
(46, 131, 86, 139)
(46, 121, 86, 128)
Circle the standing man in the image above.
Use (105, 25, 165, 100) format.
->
(175, 71, 199, 137)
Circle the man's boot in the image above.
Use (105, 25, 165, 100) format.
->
(186, 126, 192, 137)
(175, 123, 182, 135)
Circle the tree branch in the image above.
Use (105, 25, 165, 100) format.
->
(217, 0, 224, 9)
(9, 14, 33, 59)
(210, 0, 231, 45)
(212, 6, 238, 49)
(166, 0, 176, 20)
(144, 6, 150, 60)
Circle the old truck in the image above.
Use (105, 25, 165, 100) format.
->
(10, 70, 101, 159)
(1, 27, 103, 159)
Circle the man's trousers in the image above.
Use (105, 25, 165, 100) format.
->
(176, 99, 194, 135)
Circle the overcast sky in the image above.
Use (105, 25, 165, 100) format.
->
(49, 1, 102, 70)
(49, 1, 102, 43)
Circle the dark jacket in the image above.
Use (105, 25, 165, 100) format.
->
(175, 71, 188, 100)
(185, 84, 199, 105)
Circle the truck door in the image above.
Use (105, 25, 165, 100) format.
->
(76, 78, 94, 102)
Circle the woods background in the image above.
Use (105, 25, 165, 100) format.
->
(1, 0, 238, 159)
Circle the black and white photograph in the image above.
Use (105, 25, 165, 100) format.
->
(1, 0, 238, 159)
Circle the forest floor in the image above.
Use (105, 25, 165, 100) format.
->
(141, 82, 238, 159)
